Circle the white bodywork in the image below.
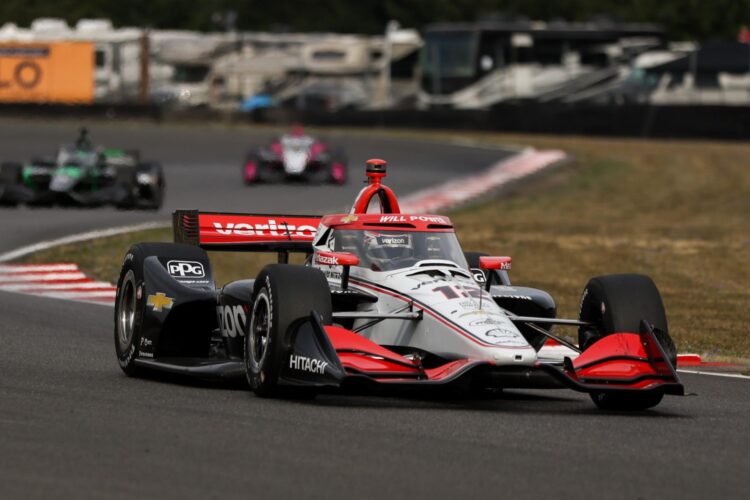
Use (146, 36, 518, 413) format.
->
(312, 230, 539, 366)
(280, 136, 314, 174)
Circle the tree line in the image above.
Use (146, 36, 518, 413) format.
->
(1, 0, 748, 41)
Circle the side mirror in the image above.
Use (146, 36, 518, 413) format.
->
(479, 256, 511, 271)
(315, 251, 359, 289)
(478, 256, 511, 290)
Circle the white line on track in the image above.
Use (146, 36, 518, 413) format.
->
(0, 272, 88, 283)
(0, 220, 170, 263)
(0, 281, 115, 291)
(0, 263, 79, 272)
(678, 369, 750, 380)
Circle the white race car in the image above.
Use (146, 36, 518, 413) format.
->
(115, 159, 683, 410)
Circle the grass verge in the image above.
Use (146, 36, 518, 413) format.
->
(18, 132, 750, 360)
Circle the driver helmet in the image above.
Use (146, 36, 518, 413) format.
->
(363, 231, 414, 269)
(290, 123, 305, 137)
(76, 127, 93, 150)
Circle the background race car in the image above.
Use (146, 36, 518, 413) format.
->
(0, 129, 165, 209)
(242, 125, 347, 185)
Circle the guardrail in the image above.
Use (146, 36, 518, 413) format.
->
(2, 103, 750, 140)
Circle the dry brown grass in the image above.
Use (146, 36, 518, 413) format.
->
(451, 135, 750, 359)
(20, 133, 750, 359)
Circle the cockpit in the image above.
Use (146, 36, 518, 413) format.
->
(324, 228, 468, 272)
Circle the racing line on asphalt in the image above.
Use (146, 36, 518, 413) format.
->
(1, 121, 748, 500)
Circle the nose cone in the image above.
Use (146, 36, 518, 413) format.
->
(489, 346, 538, 366)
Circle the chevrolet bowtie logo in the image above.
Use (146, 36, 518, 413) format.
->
(147, 293, 174, 312)
(341, 215, 358, 223)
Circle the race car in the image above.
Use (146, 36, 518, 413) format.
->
(242, 125, 347, 185)
(0, 128, 165, 209)
(114, 159, 683, 410)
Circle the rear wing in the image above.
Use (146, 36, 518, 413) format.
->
(173, 210, 321, 253)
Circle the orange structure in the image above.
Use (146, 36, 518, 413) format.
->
(0, 41, 94, 104)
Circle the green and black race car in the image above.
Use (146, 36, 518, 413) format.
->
(0, 129, 165, 210)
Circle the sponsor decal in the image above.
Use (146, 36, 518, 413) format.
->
(217, 304, 247, 338)
(316, 254, 340, 266)
(211, 220, 317, 238)
(323, 269, 342, 280)
(139, 337, 153, 348)
(469, 316, 510, 327)
(167, 260, 205, 278)
(289, 354, 328, 375)
(136, 285, 143, 300)
(378, 215, 448, 224)
(340, 214, 358, 223)
(147, 292, 173, 312)
(471, 269, 486, 283)
(139, 351, 154, 358)
(492, 294, 532, 301)
(375, 234, 410, 247)
(483, 327, 528, 346)
(410, 277, 448, 290)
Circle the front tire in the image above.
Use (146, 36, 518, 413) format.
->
(578, 274, 676, 410)
(244, 264, 332, 397)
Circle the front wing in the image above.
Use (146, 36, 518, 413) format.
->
(279, 314, 684, 397)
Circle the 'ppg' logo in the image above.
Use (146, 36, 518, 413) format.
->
(167, 260, 205, 278)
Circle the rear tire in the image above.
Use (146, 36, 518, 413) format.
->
(114, 242, 211, 375)
(244, 264, 332, 397)
(0, 162, 22, 207)
(114, 251, 146, 376)
(578, 274, 676, 410)
(243, 153, 261, 185)
(329, 150, 348, 185)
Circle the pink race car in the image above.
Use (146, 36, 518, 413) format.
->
(242, 126, 347, 185)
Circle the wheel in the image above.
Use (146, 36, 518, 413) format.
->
(244, 264, 332, 397)
(328, 150, 348, 185)
(578, 274, 676, 410)
(136, 162, 165, 210)
(114, 242, 210, 375)
(114, 167, 138, 209)
(464, 251, 511, 286)
(243, 153, 263, 185)
(0, 162, 23, 207)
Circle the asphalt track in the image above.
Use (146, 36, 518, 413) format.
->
(0, 120, 509, 252)
(0, 121, 748, 499)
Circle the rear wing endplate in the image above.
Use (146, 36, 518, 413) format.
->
(173, 209, 321, 253)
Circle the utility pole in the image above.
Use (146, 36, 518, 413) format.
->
(376, 20, 400, 108)
(139, 30, 150, 104)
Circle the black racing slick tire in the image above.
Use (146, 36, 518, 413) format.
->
(0, 162, 23, 206)
(244, 264, 332, 398)
(114, 167, 138, 209)
(577, 274, 677, 411)
(114, 247, 147, 376)
(137, 162, 165, 210)
(114, 242, 210, 376)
